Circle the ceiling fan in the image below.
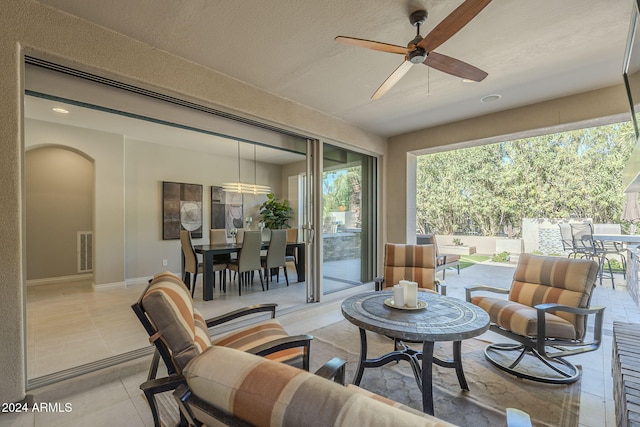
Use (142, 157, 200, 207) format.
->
(335, 0, 492, 100)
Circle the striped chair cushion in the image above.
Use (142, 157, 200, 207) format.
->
(211, 319, 304, 368)
(471, 297, 577, 339)
(184, 346, 456, 427)
(383, 243, 437, 291)
(141, 271, 212, 372)
(471, 253, 598, 340)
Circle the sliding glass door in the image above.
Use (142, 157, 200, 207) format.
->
(321, 144, 377, 294)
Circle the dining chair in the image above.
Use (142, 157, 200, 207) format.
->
(227, 230, 264, 295)
(285, 227, 299, 271)
(570, 222, 615, 287)
(209, 228, 231, 289)
(235, 228, 245, 244)
(558, 223, 578, 258)
(180, 230, 203, 297)
(262, 229, 289, 289)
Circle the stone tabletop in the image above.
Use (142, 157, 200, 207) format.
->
(341, 290, 490, 342)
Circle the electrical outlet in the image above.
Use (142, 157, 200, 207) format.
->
(162, 259, 168, 267)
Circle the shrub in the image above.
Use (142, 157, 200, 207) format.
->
(492, 251, 510, 262)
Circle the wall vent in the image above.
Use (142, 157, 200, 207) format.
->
(77, 231, 93, 273)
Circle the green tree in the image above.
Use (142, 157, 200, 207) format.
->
(416, 122, 636, 236)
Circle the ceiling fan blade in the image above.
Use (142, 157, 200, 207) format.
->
(417, 0, 492, 53)
(372, 60, 413, 100)
(424, 52, 487, 81)
(335, 36, 408, 55)
(423, 52, 487, 81)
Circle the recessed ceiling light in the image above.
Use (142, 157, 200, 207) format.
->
(462, 79, 476, 83)
(52, 107, 69, 114)
(480, 94, 501, 103)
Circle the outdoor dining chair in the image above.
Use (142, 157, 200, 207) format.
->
(570, 222, 615, 287)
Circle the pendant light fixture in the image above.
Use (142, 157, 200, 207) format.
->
(222, 141, 271, 195)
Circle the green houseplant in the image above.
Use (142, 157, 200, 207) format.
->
(259, 193, 293, 229)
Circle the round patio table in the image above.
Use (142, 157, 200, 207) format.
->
(341, 290, 490, 415)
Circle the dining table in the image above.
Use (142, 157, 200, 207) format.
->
(191, 242, 305, 300)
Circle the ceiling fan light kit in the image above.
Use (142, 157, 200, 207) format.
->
(335, 0, 492, 99)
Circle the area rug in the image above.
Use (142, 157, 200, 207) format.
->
(308, 320, 581, 427)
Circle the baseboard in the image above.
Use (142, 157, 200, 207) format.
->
(93, 281, 126, 290)
(26, 273, 93, 287)
(124, 272, 180, 287)
(28, 273, 180, 289)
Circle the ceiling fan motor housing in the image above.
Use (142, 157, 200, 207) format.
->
(408, 47, 427, 64)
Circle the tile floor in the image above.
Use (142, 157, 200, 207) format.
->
(7, 260, 639, 426)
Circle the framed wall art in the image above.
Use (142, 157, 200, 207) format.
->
(162, 181, 203, 240)
(211, 186, 243, 237)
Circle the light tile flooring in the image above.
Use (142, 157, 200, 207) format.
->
(7, 260, 639, 426)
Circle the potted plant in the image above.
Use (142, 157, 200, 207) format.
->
(259, 193, 293, 229)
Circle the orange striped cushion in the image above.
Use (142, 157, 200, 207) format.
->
(142, 271, 211, 371)
(509, 253, 598, 338)
(184, 346, 456, 427)
(211, 319, 304, 368)
(383, 244, 436, 291)
(471, 296, 577, 339)
(471, 254, 598, 340)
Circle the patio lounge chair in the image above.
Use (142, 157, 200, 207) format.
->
(374, 243, 445, 295)
(465, 253, 605, 384)
(131, 271, 314, 427)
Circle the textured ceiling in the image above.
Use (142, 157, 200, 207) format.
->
(35, 0, 634, 137)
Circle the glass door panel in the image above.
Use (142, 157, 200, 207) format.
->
(322, 144, 376, 294)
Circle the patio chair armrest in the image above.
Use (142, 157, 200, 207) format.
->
(247, 334, 313, 371)
(374, 276, 384, 291)
(140, 374, 186, 394)
(313, 357, 347, 385)
(534, 303, 606, 316)
(206, 303, 278, 327)
(534, 303, 606, 356)
(465, 284, 510, 302)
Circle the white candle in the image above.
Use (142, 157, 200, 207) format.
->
(405, 281, 418, 308)
(393, 284, 405, 307)
(399, 280, 410, 296)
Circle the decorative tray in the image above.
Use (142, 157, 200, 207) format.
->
(384, 298, 427, 310)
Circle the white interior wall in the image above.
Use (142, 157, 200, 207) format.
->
(25, 119, 284, 285)
(25, 119, 125, 286)
(124, 137, 281, 280)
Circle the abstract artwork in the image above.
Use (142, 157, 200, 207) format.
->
(211, 186, 243, 237)
(162, 181, 203, 240)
